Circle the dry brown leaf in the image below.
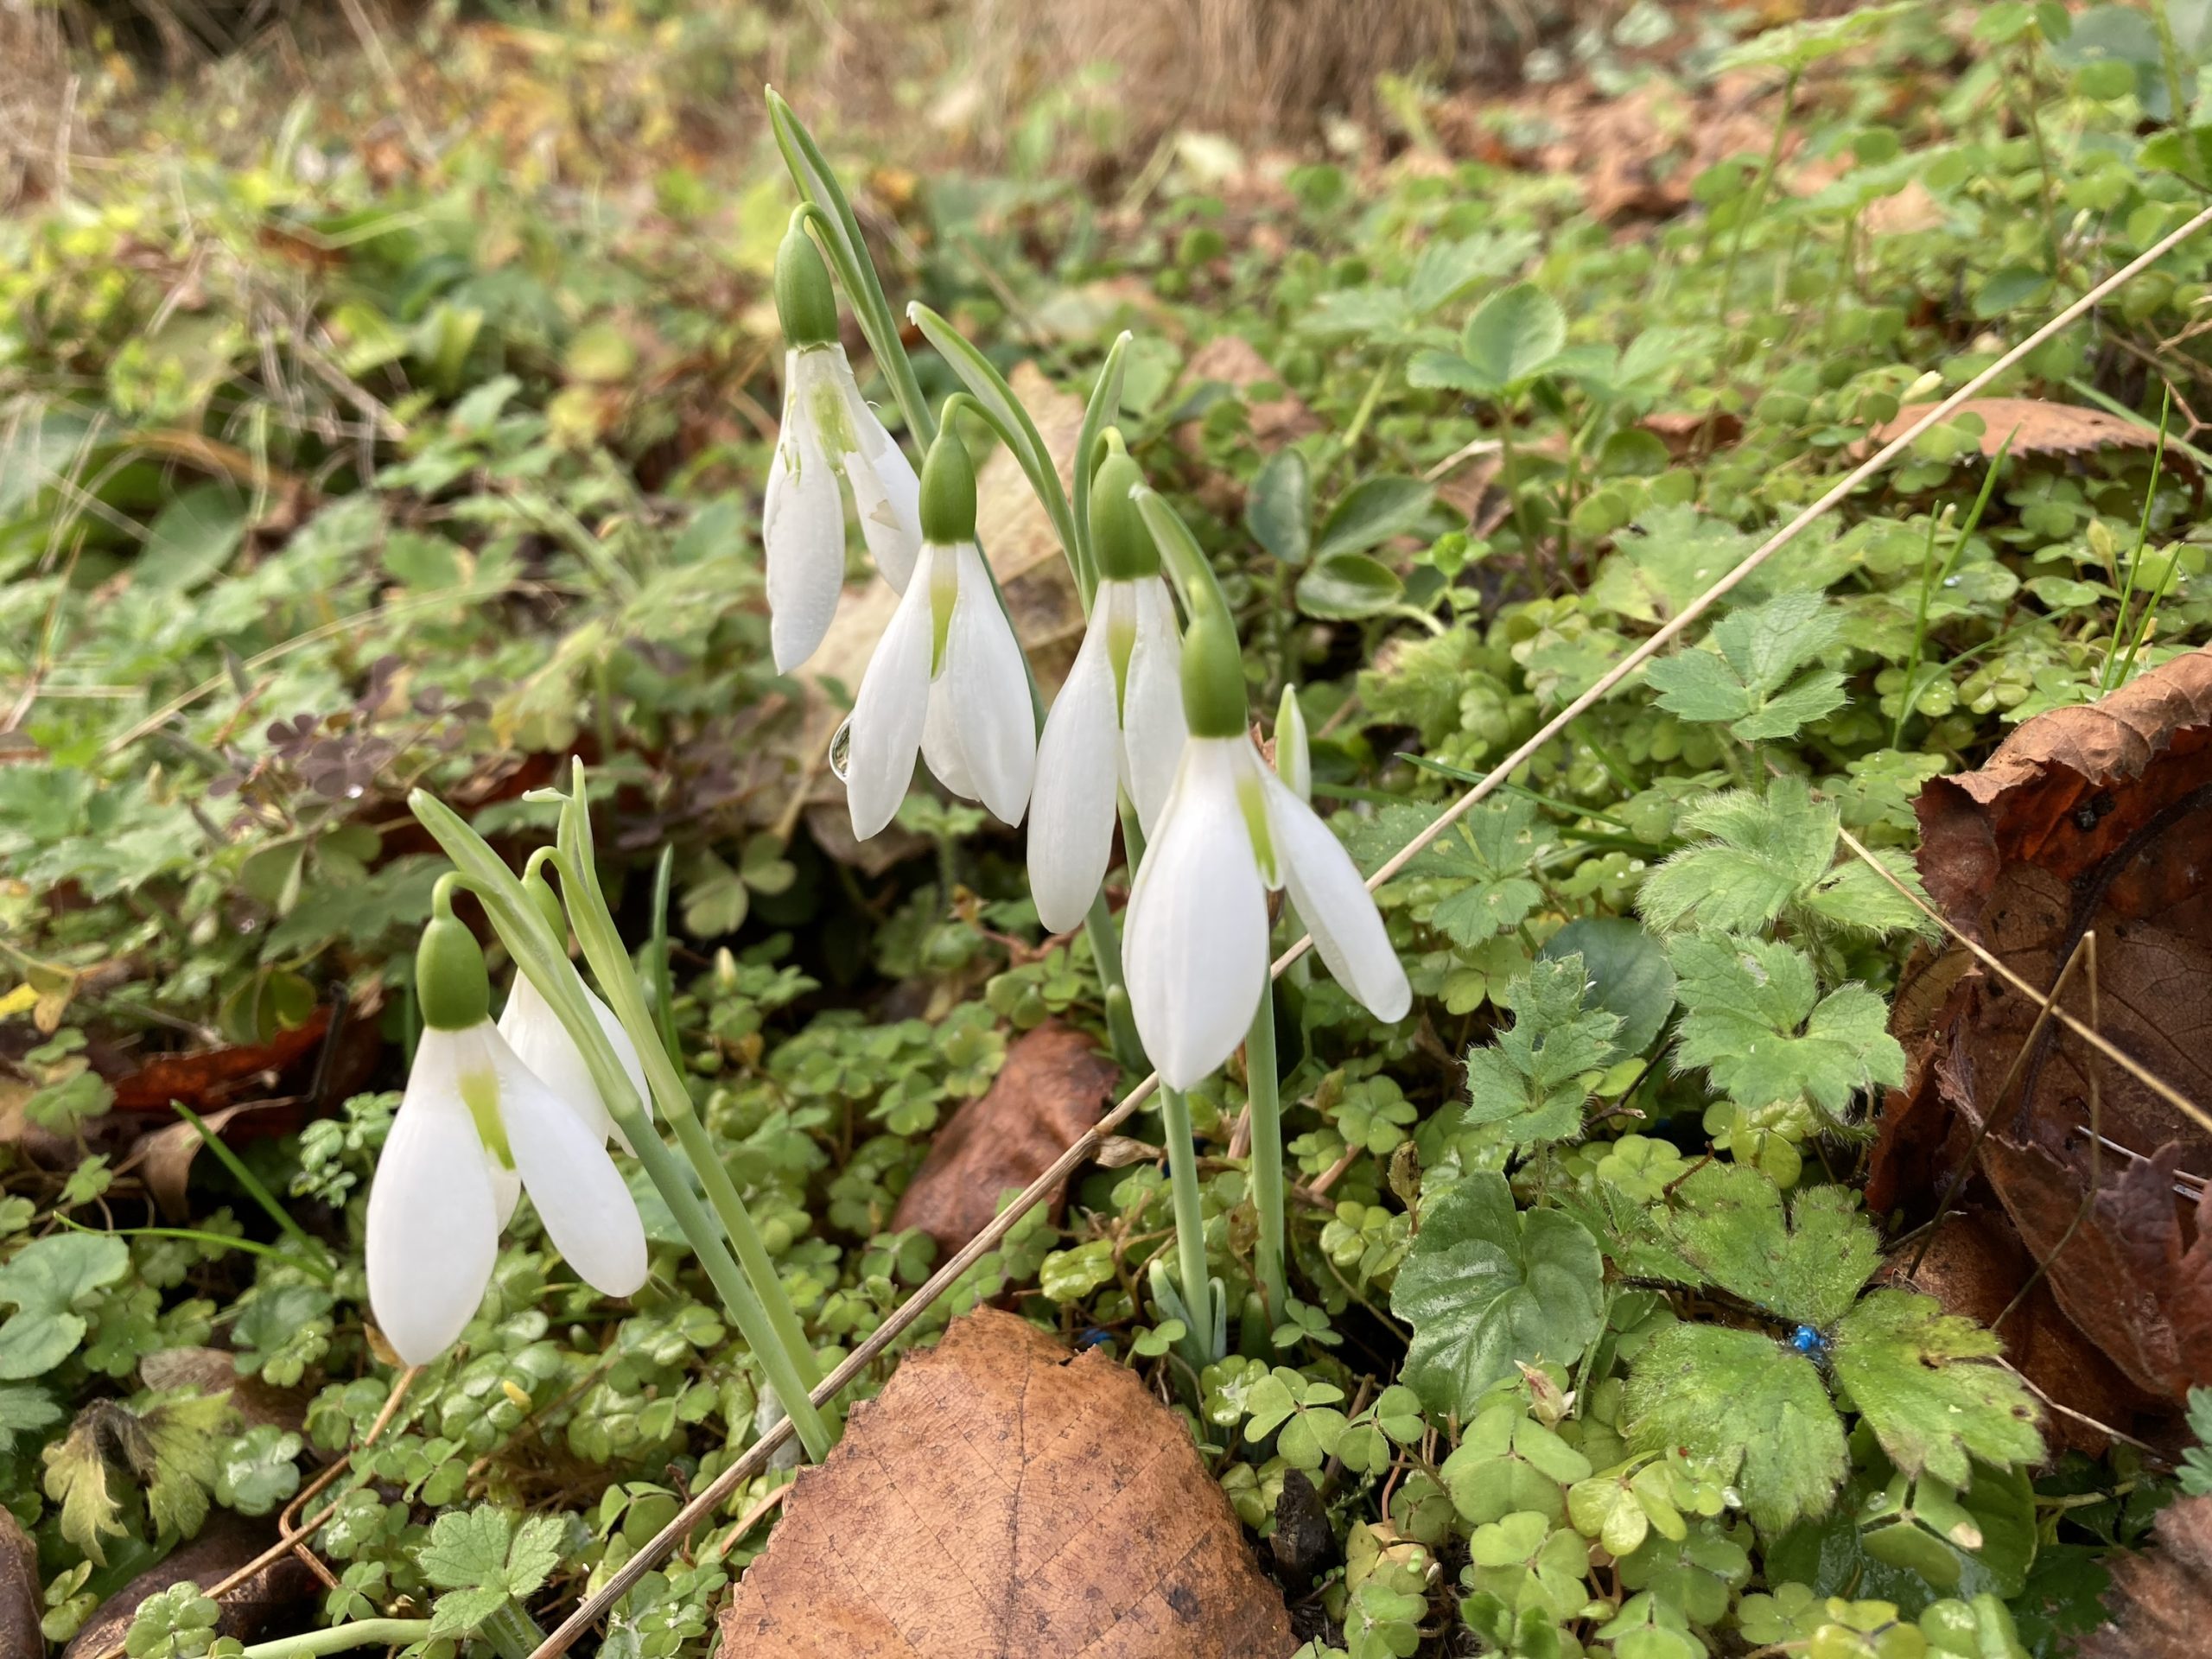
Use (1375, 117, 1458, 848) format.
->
(137, 1100, 289, 1223)
(719, 1307, 1294, 1658)
(890, 1021, 1119, 1256)
(109, 1006, 331, 1114)
(62, 1516, 317, 1659)
(0, 1510, 41, 1659)
(1874, 647, 2212, 1402)
(1869, 398, 2160, 460)
(2080, 1493, 2212, 1659)
(1177, 335, 1320, 449)
(781, 362, 1087, 874)
(1640, 410, 1745, 459)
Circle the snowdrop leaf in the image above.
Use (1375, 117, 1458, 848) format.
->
(1831, 1291, 2044, 1487)
(1464, 954, 1622, 1147)
(1390, 1173, 1605, 1418)
(1624, 1323, 1846, 1535)
(1667, 934, 1906, 1115)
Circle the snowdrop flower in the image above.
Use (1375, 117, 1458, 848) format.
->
(1027, 442, 1185, 932)
(845, 425, 1036, 838)
(494, 874, 652, 1153)
(762, 224, 923, 673)
(1125, 613, 1409, 1089)
(368, 893, 647, 1365)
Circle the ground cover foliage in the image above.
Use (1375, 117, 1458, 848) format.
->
(5, 1, 2212, 1655)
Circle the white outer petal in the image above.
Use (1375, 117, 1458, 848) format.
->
(1121, 575, 1187, 834)
(834, 355, 922, 594)
(939, 542, 1036, 826)
(920, 683, 978, 803)
(492, 1033, 650, 1297)
(763, 349, 848, 674)
(846, 542, 937, 838)
(1028, 607, 1121, 933)
(1123, 737, 1269, 1088)
(1263, 770, 1411, 1023)
(497, 976, 652, 1154)
(365, 1027, 500, 1365)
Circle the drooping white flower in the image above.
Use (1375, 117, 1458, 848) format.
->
(497, 973, 652, 1154)
(844, 427, 1035, 838)
(367, 909, 646, 1365)
(1027, 574, 1185, 933)
(1125, 733, 1409, 1089)
(763, 343, 923, 673)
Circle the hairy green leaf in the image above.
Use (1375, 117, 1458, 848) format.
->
(1668, 934, 1906, 1114)
(1464, 955, 1622, 1147)
(1660, 1164, 1878, 1330)
(1831, 1292, 2044, 1485)
(1390, 1174, 1605, 1418)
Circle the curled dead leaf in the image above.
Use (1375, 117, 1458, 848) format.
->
(1868, 397, 2163, 461)
(138, 1349, 310, 1433)
(108, 1006, 332, 1114)
(890, 1021, 1119, 1256)
(2080, 1493, 2212, 1659)
(719, 1307, 1294, 1658)
(1875, 646, 2212, 1402)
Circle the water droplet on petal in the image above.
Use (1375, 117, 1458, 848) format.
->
(828, 717, 853, 783)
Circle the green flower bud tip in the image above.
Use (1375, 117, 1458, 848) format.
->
(918, 426, 978, 543)
(1180, 612, 1249, 738)
(416, 913, 490, 1031)
(523, 868, 567, 943)
(773, 226, 838, 348)
(1090, 447, 1160, 582)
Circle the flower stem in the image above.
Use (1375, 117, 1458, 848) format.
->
(237, 1621, 434, 1659)
(1244, 983, 1287, 1325)
(553, 768, 836, 1429)
(1083, 890, 1144, 1073)
(477, 1601, 547, 1659)
(408, 789, 835, 1463)
(1157, 1084, 1217, 1368)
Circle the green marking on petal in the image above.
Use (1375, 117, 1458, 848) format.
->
(929, 552, 958, 678)
(805, 363, 858, 466)
(1108, 604, 1138, 727)
(460, 1065, 515, 1172)
(1237, 766, 1278, 886)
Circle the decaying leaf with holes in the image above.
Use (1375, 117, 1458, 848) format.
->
(717, 1307, 1293, 1658)
(1872, 645, 2212, 1405)
(2079, 1492, 2212, 1659)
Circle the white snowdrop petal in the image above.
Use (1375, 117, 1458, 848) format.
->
(1121, 575, 1187, 834)
(497, 976, 613, 1145)
(1124, 738, 1270, 1088)
(763, 352, 848, 675)
(1028, 613, 1121, 934)
(1264, 771, 1411, 1023)
(365, 1029, 500, 1365)
(920, 678, 978, 802)
(494, 1039, 649, 1298)
(838, 367, 923, 594)
(847, 543, 938, 838)
(943, 542, 1037, 826)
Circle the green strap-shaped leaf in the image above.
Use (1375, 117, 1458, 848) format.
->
(907, 302, 1079, 569)
(765, 89, 932, 446)
(1070, 330, 1132, 602)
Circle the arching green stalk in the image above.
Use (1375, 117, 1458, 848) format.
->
(408, 788, 833, 1462)
(766, 91, 934, 448)
(1246, 982, 1287, 1324)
